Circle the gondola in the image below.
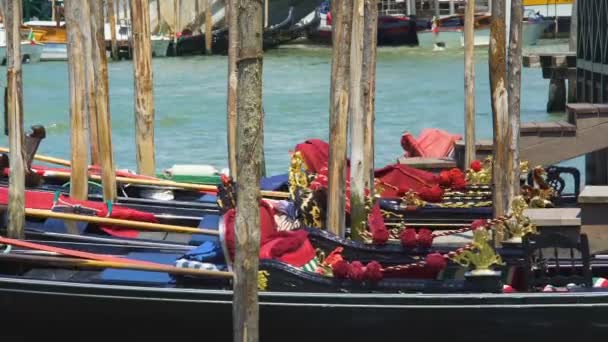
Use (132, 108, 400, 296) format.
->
(0, 202, 607, 340)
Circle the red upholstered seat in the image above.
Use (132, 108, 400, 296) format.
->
(401, 128, 462, 158)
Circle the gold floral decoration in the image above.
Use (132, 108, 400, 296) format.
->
(288, 151, 309, 199)
(451, 229, 503, 275)
(258, 270, 270, 291)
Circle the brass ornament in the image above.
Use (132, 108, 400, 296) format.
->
(451, 229, 503, 275)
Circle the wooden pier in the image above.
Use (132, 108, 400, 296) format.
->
(523, 51, 576, 112)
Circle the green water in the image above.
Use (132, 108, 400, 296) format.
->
(0, 43, 582, 177)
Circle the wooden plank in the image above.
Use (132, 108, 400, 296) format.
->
(65, 0, 90, 202)
(464, 0, 476, 169)
(327, 0, 353, 237)
(5, 0, 25, 239)
(90, 0, 117, 202)
(131, 0, 156, 176)
(519, 122, 539, 134)
(349, 0, 366, 241)
(226, 0, 238, 179)
(107, 0, 119, 60)
(233, 0, 264, 340)
(489, 0, 509, 217)
(362, 0, 378, 194)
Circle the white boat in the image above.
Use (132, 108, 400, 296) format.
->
(23, 20, 68, 61)
(417, 11, 548, 50)
(0, 24, 44, 64)
(524, 0, 573, 17)
(104, 23, 171, 58)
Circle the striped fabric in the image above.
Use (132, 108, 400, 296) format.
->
(300, 257, 320, 273)
(175, 258, 222, 271)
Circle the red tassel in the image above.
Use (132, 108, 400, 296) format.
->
(417, 228, 434, 248)
(420, 184, 444, 202)
(470, 160, 482, 172)
(332, 260, 349, 279)
(450, 174, 467, 190)
(438, 171, 452, 187)
(368, 202, 389, 244)
(471, 219, 487, 230)
(348, 261, 366, 281)
(364, 261, 383, 282)
(400, 228, 418, 249)
(425, 253, 447, 272)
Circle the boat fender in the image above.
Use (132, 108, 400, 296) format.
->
(164, 164, 219, 177)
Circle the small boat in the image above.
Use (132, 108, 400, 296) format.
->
(22, 20, 67, 61)
(302, 1, 419, 46)
(417, 11, 548, 50)
(0, 24, 44, 65)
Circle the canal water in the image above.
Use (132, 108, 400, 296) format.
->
(0, 41, 582, 180)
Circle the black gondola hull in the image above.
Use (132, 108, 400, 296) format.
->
(1, 277, 607, 340)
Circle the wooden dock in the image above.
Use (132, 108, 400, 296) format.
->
(523, 51, 576, 112)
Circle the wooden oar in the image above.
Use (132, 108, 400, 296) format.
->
(0, 147, 72, 167)
(24, 208, 220, 236)
(0, 253, 234, 279)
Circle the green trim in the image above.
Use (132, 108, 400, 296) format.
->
(156, 174, 222, 185)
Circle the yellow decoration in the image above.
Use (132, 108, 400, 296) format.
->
(494, 196, 538, 243)
(465, 156, 492, 185)
(451, 229, 503, 275)
(258, 270, 270, 291)
(288, 151, 309, 199)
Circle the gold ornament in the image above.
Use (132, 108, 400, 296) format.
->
(493, 196, 538, 243)
(258, 270, 270, 291)
(288, 151, 309, 199)
(451, 229, 503, 275)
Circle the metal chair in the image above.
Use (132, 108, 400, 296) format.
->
(522, 232, 592, 291)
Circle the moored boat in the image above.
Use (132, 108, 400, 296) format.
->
(0, 24, 44, 64)
(22, 20, 67, 61)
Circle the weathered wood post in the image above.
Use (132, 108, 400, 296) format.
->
(51, 0, 56, 21)
(65, 0, 89, 201)
(122, 0, 129, 23)
(5, 0, 25, 239)
(264, 0, 269, 28)
(130, 0, 156, 176)
(226, 0, 238, 179)
(156, 0, 162, 32)
(233, 0, 264, 341)
(107, 0, 119, 60)
(507, 0, 523, 204)
(363, 0, 378, 192)
(489, 0, 509, 217)
(350, 0, 366, 240)
(568, 0, 577, 103)
(82, 1, 100, 167)
(91, 0, 117, 201)
(327, 0, 353, 237)
(464, 0, 476, 167)
(205, 0, 213, 55)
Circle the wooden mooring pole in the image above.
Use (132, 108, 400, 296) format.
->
(91, 0, 117, 202)
(507, 0, 523, 206)
(464, 0, 476, 168)
(65, 0, 89, 201)
(327, 0, 353, 238)
(363, 0, 378, 193)
(489, 0, 509, 217)
(5, 0, 25, 239)
(130, 0, 156, 176)
(233, 0, 264, 341)
(350, 0, 366, 240)
(156, 0, 162, 33)
(83, 1, 100, 167)
(227, 0, 238, 179)
(205, 0, 213, 55)
(107, 0, 119, 61)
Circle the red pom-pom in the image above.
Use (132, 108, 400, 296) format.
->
(348, 261, 366, 281)
(420, 185, 444, 202)
(417, 228, 434, 248)
(400, 228, 418, 249)
(470, 160, 482, 172)
(332, 260, 350, 279)
(425, 253, 447, 272)
(450, 174, 467, 190)
(471, 219, 487, 230)
(449, 168, 464, 179)
(372, 228, 390, 245)
(364, 261, 383, 282)
(502, 285, 516, 293)
(438, 171, 452, 187)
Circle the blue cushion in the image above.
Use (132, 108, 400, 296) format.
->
(197, 194, 218, 203)
(42, 218, 88, 234)
(260, 173, 289, 191)
(189, 215, 221, 245)
(99, 252, 180, 285)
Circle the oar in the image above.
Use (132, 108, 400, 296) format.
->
(0, 253, 234, 279)
(24, 208, 220, 236)
(40, 169, 289, 198)
(0, 147, 71, 167)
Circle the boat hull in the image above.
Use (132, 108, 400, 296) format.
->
(39, 42, 67, 61)
(0, 42, 43, 64)
(1, 277, 607, 340)
(151, 38, 171, 57)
